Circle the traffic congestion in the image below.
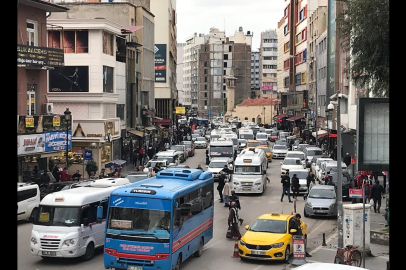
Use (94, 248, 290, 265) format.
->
(18, 117, 387, 270)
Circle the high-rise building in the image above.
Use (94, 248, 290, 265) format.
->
(176, 43, 189, 108)
(251, 52, 260, 98)
(259, 29, 278, 98)
(150, 0, 177, 127)
(181, 27, 252, 118)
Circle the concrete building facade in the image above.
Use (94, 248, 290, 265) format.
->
(259, 29, 278, 98)
(251, 51, 260, 98)
(176, 42, 189, 108)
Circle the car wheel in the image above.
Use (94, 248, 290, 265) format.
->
(283, 245, 290, 263)
(303, 207, 309, 217)
(81, 242, 95, 261)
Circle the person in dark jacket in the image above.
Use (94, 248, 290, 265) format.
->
(280, 170, 292, 202)
(217, 171, 226, 203)
(306, 171, 315, 191)
(370, 180, 385, 213)
(291, 173, 300, 199)
(52, 165, 60, 182)
(343, 152, 351, 167)
(228, 201, 241, 240)
(228, 190, 243, 225)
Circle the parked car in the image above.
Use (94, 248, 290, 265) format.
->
(272, 144, 289, 159)
(304, 185, 337, 217)
(181, 140, 195, 157)
(280, 157, 303, 176)
(18, 183, 40, 221)
(319, 161, 348, 184)
(238, 212, 307, 262)
(170, 144, 188, 162)
(194, 137, 207, 148)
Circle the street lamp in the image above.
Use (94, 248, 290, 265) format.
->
(326, 103, 334, 154)
(263, 106, 265, 125)
(64, 108, 71, 168)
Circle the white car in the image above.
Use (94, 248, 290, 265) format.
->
(194, 137, 207, 148)
(312, 157, 333, 180)
(288, 169, 309, 195)
(206, 158, 232, 181)
(272, 144, 289, 159)
(255, 132, 268, 144)
(280, 157, 303, 176)
(285, 151, 307, 169)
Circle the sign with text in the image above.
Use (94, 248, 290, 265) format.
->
(17, 134, 45, 156)
(292, 235, 306, 259)
(175, 107, 185, 114)
(84, 149, 93, 161)
(17, 44, 64, 67)
(154, 44, 167, 83)
(18, 115, 71, 134)
(44, 131, 72, 152)
(349, 188, 363, 198)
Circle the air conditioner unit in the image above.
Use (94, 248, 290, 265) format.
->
(42, 103, 53, 114)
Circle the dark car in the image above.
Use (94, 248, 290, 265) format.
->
(40, 181, 79, 200)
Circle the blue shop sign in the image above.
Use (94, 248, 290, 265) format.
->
(44, 131, 72, 152)
(84, 149, 93, 160)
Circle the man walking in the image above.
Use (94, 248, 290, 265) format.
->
(228, 201, 242, 240)
(132, 149, 138, 167)
(281, 170, 293, 202)
(306, 171, 315, 192)
(370, 180, 385, 213)
(217, 171, 226, 203)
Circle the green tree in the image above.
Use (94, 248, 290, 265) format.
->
(336, 0, 389, 97)
(85, 160, 98, 179)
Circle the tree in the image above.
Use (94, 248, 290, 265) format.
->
(336, 0, 389, 97)
(85, 160, 98, 179)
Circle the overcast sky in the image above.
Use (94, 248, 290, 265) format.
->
(176, 0, 286, 51)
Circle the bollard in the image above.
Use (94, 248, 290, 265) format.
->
(322, 233, 327, 246)
(386, 260, 390, 270)
(232, 237, 239, 258)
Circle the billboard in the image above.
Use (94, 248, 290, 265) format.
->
(154, 44, 167, 83)
(44, 131, 72, 152)
(49, 66, 89, 92)
(17, 44, 64, 67)
(357, 98, 389, 171)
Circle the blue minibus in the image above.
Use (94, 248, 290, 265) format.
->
(101, 168, 214, 270)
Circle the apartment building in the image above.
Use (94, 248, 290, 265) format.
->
(176, 43, 189, 109)
(259, 29, 278, 98)
(150, 0, 177, 127)
(251, 51, 260, 98)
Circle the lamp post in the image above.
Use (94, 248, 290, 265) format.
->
(263, 106, 265, 125)
(326, 103, 334, 154)
(64, 108, 71, 168)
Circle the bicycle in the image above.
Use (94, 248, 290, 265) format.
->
(333, 244, 362, 266)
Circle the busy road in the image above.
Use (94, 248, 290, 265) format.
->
(18, 145, 337, 270)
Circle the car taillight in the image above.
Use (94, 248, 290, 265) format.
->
(105, 248, 117, 255)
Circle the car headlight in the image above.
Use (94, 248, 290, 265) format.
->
(239, 239, 246, 246)
(329, 203, 335, 209)
(30, 237, 38, 245)
(305, 201, 312, 207)
(62, 238, 78, 247)
(270, 242, 284, 248)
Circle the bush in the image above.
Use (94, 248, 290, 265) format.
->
(85, 160, 98, 179)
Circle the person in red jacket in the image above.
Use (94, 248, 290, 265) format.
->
(362, 179, 372, 204)
(356, 172, 364, 188)
(59, 167, 68, 181)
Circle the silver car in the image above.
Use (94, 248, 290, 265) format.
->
(272, 144, 288, 159)
(194, 137, 207, 148)
(304, 185, 337, 217)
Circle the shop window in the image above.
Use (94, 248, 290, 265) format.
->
(101, 144, 111, 163)
(27, 20, 38, 46)
(27, 83, 37, 115)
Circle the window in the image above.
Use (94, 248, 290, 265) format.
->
(295, 73, 301, 85)
(284, 5, 289, 18)
(204, 69, 207, 74)
(284, 59, 290, 69)
(224, 54, 228, 60)
(17, 188, 38, 202)
(284, 41, 290, 53)
(103, 31, 114, 55)
(205, 85, 207, 90)
(229, 46, 232, 52)
(204, 61, 207, 67)
(284, 25, 289, 36)
(27, 83, 37, 115)
(301, 71, 307, 84)
(26, 20, 38, 46)
(252, 118, 256, 123)
(204, 92, 207, 98)
(223, 70, 226, 75)
(204, 100, 207, 105)
(205, 76, 207, 82)
(284, 77, 289, 88)
(223, 62, 227, 67)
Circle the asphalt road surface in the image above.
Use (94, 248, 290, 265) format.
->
(18, 145, 337, 270)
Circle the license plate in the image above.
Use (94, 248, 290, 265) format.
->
(128, 266, 143, 270)
(315, 210, 327, 213)
(251, 250, 265, 255)
(242, 188, 251, 191)
(42, 251, 56, 256)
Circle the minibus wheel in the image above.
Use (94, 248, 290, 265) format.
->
(81, 242, 95, 261)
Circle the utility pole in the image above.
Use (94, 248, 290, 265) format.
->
(334, 92, 343, 249)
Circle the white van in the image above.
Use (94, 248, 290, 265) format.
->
(30, 184, 126, 261)
(232, 148, 268, 195)
(238, 128, 254, 140)
(18, 183, 40, 221)
(153, 150, 181, 166)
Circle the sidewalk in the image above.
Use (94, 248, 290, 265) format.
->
(289, 199, 389, 269)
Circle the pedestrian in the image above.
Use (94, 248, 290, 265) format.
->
(39, 171, 51, 186)
(52, 164, 60, 182)
(228, 201, 242, 240)
(196, 164, 203, 170)
(356, 171, 364, 188)
(326, 176, 335, 186)
(59, 167, 68, 182)
(382, 171, 387, 193)
(217, 171, 226, 203)
(280, 170, 293, 202)
(72, 170, 82, 181)
(291, 173, 300, 199)
(132, 149, 138, 167)
(220, 164, 233, 175)
(222, 178, 231, 207)
(135, 165, 143, 172)
(370, 180, 385, 213)
(324, 171, 331, 185)
(362, 179, 371, 204)
(306, 171, 315, 191)
(373, 171, 379, 182)
(288, 213, 312, 257)
(343, 152, 351, 167)
(147, 167, 155, 177)
(308, 178, 316, 193)
(228, 190, 243, 225)
(138, 148, 145, 166)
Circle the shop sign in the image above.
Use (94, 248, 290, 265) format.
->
(84, 150, 93, 161)
(18, 115, 70, 134)
(17, 44, 64, 67)
(17, 134, 45, 155)
(44, 131, 72, 152)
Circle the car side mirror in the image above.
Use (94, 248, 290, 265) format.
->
(245, 225, 249, 230)
(290, 228, 297, 234)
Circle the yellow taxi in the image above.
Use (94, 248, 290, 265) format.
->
(238, 212, 307, 262)
(257, 145, 272, 162)
(245, 140, 260, 151)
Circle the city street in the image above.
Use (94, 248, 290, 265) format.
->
(17, 146, 340, 270)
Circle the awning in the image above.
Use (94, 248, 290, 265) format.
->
(145, 126, 156, 131)
(128, 129, 144, 137)
(121, 25, 143, 33)
(286, 116, 304, 121)
(153, 119, 171, 125)
(274, 114, 286, 120)
(312, 130, 327, 137)
(329, 134, 337, 138)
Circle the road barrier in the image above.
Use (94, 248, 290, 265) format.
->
(232, 237, 239, 258)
